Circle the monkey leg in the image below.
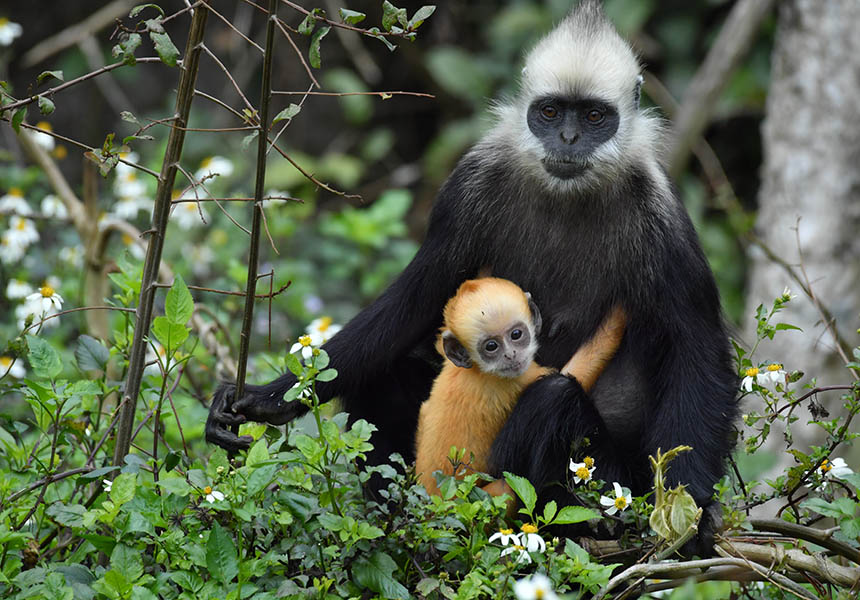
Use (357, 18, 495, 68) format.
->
(560, 305, 626, 390)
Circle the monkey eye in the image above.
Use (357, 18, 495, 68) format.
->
(510, 329, 523, 341)
(540, 105, 558, 119)
(586, 109, 605, 124)
(485, 340, 499, 352)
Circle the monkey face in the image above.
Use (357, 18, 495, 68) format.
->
(526, 95, 620, 179)
(475, 320, 536, 378)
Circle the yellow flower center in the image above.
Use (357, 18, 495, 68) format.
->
(299, 335, 312, 347)
(40, 285, 54, 298)
(9, 187, 23, 197)
(745, 367, 759, 377)
(614, 496, 627, 510)
(535, 590, 546, 600)
(200, 157, 213, 167)
(521, 523, 538, 534)
(576, 466, 590, 480)
(122, 234, 133, 245)
(52, 146, 68, 160)
(15, 218, 28, 231)
(512, 544, 525, 551)
(36, 121, 53, 132)
(767, 363, 782, 372)
(583, 456, 594, 468)
(499, 528, 513, 535)
(184, 203, 197, 212)
(317, 316, 333, 332)
(820, 460, 832, 473)
(172, 190, 182, 200)
(204, 486, 212, 494)
(126, 173, 137, 182)
(0, 356, 12, 368)
(0, 18, 9, 26)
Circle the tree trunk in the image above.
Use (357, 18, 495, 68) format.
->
(745, 0, 860, 388)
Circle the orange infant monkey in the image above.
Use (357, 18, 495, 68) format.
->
(414, 278, 626, 496)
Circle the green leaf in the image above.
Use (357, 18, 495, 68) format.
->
(12, 107, 26, 133)
(352, 551, 409, 599)
(366, 27, 397, 52)
(316, 368, 338, 382)
(247, 464, 279, 497)
(165, 275, 194, 325)
(130, 3, 164, 18)
(339, 9, 366, 25)
(241, 131, 258, 149)
(150, 31, 179, 67)
(246, 438, 270, 467)
(27, 335, 63, 380)
(382, 1, 408, 31)
(206, 524, 238, 586)
(309, 25, 331, 68)
(163, 450, 181, 472)
(801, 498, 845, 519)
(37, 96, 55, 115)
(46, 502, 86, 527)
(110, 472, 137, 506)
(75, 334, 110, 372)
(408, 6, 435, 30)
(504, 472, 536, 515)
(298, 13, 316, 35)
(273, 103, 301, 125)
(554, 505, 599, 525)
(542, 500, 558, 524)
(285, 352, 303, 376)
(80, 466, 121, 480)
(111, 544, 143, 583)
(152, 316, 189, 352)
(774, 323, 803, 332)
(112, 33, 142, 66)
(37, 70, 64, 84)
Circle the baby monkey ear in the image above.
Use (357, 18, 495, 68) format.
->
(525, 292, 542, 336)
(442, 330, 473, 369)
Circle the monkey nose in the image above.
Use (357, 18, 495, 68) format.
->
(560, 131, 579, 145)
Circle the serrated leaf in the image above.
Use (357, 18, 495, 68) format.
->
(37, 70, 64, 84)
(75, 334, 110, 372)
(110, 472, 137, 506)
(272, 103, 301, 125)
(165, 275, 193, 325)
(130, 3, 164, 19)
(150, 31, 179, 67)
(152, 315, 188, 351)
(246, 438, 270, 467)
(352, 551, 409, 599)
(382, 1, 408, 31)
(339, 9, 366, 25)
(46, 502, 86, 527)
(309, 26, 330, 68)
(553, 505, 599, 525)
(27, 335, 63, 380)
(247, 463, 278, 496)
(206, 524, 238, 586)
(408, 6, 435, 30)
(504, 472, 536, 514)
(111, 543, 143, 583)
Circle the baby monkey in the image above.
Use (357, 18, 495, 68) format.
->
(415, 277, 625, 496)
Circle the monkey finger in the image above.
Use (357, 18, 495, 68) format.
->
(204, 420, 254, 452)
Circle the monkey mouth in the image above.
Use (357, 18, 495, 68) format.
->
(497, 362, 529, 378)
(541, 157, 590, 179)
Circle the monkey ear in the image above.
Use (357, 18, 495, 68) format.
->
(442, 331, 473, 369)
(634, 74, 644, 110)
(525, 292, 542, 336)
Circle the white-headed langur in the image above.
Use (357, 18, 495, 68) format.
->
(206, 0, 738, 556)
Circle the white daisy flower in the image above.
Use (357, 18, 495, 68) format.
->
(5, 215, 39, 247)
(58, 245, 85, 267)
(761, 363, 786, 385)
(0, 233, 26, 264)
(488, 528, 520, 546)
(31, 122, 56, 151)
(600, 481, 632, 516)
(0, 18, 23, 46)
(40, 194, 67, 219)
(821, 457, 853, 479)
(513, 573, 559, 600)
(0, 355, 26, 378)
(171, 197, 208, 230)
(569, 456, 596, 484)
(290, 334, 315, 361)
(500, 543, 532, 565)
(195, 156, 234, 180)
(121, 233, 145, 260)
(0, 188, 32, 215)
(111, 197, 143, 220)
(21, 284, 64, 327)
(113, 172, 148, 201)
(203, 486, 225, 503)
(519, 523, 546, 553)
(306, 316, 342, 346)
(740, 367, 766, 392)
(6, 278, 33, 299)
(102, 479, 112, 493)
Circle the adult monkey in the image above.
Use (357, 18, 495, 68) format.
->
(207, 0, 738, 553)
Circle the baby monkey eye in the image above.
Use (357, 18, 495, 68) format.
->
(510, 329, 523, 340)
(540, 105, 558, 119)
(485, 340, 499, 352)
(586, 109, 604, 123)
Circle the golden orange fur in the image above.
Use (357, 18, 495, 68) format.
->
(415, 278, 626, 497)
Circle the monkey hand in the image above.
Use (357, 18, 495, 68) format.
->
(679, 500, 724, 558)
(205, 379, 309, 452)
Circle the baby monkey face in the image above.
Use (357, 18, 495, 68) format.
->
(476, 319, 535, 377)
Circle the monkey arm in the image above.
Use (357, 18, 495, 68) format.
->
(560, 305, 626, 391)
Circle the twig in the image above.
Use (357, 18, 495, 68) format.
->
(274, 17, 319, 88)
(3, 468, 94, 506)
(200, 0, 264, 53)
(749, 519, 860, 565)
(271, 90, 435, 98)
(668, 0, 780, 177)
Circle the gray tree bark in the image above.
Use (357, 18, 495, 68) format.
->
(745, 0, 860, 387)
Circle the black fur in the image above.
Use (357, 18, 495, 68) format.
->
(205, 140, 738, 551)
